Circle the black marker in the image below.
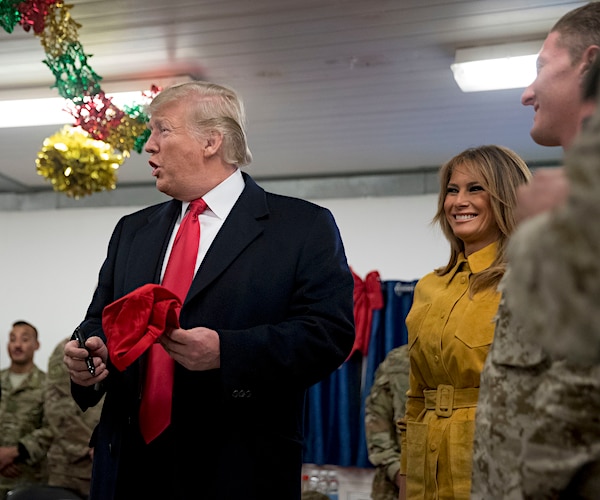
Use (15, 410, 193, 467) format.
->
(73, 326, 96, 377)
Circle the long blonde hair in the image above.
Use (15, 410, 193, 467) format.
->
(432, 145, 532, 294)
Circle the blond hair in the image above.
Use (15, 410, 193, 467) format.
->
(148, 81, 252, 167)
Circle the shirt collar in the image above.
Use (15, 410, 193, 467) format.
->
(181, 168, 244, 220)
(443, 241, 498, 284)
(465, 241, 498, 274)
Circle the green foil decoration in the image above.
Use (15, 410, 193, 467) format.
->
(0, 0, 21, 33)
(43, 41, 102, 100)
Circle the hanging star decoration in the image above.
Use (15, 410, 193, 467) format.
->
(0, 0, 160, 198)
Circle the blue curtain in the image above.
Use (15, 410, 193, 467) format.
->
(303, 354, 362, 466)
(303, 279, 416, 466)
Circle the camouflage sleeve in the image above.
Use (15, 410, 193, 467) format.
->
(20, 407, 53, 465)
(44, 338, 101, 460)
(14, 368, 52, 465)
(365, 346, 410, 484)
(365, 352, 400, 482)
(505, 115, 600, 367)
(521, 361, 600, 498)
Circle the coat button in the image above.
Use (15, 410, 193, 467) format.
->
(232, 390, 239, 398)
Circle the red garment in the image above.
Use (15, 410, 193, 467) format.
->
(140, 198, 207, 443)
(102, 283, 181, 372)
(348, 269, 383, 357)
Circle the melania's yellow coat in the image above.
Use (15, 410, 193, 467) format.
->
(400, 242, 500, 500)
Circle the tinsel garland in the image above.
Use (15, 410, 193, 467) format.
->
(36, 125, 124, 198)
(0, 0, 158, 197)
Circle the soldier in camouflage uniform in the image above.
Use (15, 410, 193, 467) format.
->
(364, 344, 410, 500)
(503, 60, 600, 498)
(471, 4, 600, 499)
(0, 321, 47, 499)
(44, 337, 103, 498)
(471, 292, 551, 499)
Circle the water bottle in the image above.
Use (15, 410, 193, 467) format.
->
(301, 473, 310, 493)
(308, 469, 320, 491)
(327, 470, 339, 500)
(316, 470, 329, 494)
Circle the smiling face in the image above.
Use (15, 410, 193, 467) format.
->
(7, 323, 39, 372)
(521, 31, 586, 149)
(443, 163, 500, 256)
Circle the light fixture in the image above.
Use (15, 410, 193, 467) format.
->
(0, 92, 151, 129)
(0, 75, 193, 128)
(451, 41, 542, 92)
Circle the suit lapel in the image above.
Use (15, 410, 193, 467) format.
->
(127, 200, 180, 290)
(186, 174, 269, 300)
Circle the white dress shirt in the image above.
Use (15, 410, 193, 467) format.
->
(160, 169, 245, 282)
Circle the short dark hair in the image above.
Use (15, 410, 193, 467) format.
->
(12, 320, 38, 340)
(551, 2, 600, 63)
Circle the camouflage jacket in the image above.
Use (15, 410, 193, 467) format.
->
(473, 224, 600, 500)
(44, 338, 103, 497)
(0, 364, 48, 497)
(506, 102, 600, 366)
(364, 344, 410, 500)
(470, 289, 551, 500)
(473, 105, 600, 499)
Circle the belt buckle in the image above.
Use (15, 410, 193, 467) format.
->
(435, 384, 454, 417)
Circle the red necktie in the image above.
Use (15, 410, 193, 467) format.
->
(139, 198, 207, 444)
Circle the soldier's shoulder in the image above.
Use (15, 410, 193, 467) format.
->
(383, 345, 410, 373)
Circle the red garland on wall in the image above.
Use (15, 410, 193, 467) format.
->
(0, 0, 160, 198)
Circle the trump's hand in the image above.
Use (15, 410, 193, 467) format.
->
(64, 336, 110, 387)
(159, 327, 221, 371)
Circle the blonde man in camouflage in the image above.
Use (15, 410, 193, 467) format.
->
(0, 321, 47, 499)
(471, 3, 600, 498)
(502, 54, 600, 499)
(364, 344, 409, 500)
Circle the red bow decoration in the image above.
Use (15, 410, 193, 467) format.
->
(348, 269, 383, 358)
(102, 283, 181, 372)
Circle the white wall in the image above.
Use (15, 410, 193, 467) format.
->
(318, 194, 447, 282)
(0, 194, 448, 371)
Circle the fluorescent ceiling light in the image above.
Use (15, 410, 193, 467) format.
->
(0, 75, 194, 128)
(451, 41, 542, 92)
(0, 91, 151, 129)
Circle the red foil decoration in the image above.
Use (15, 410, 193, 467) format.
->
(17, 0, 56, 33)
(67, 91, 126, 142)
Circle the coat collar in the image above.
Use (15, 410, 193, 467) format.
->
(0, 365, 44, 393)
(464, 241, 498, 274)
(125, 173, 268, 304)
(186, 172, 268, 300)
(442, 241, 498, 284)
(127, 200, 180, 293)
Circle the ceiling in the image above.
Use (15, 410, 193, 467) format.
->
(0, 0, 583, 196)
